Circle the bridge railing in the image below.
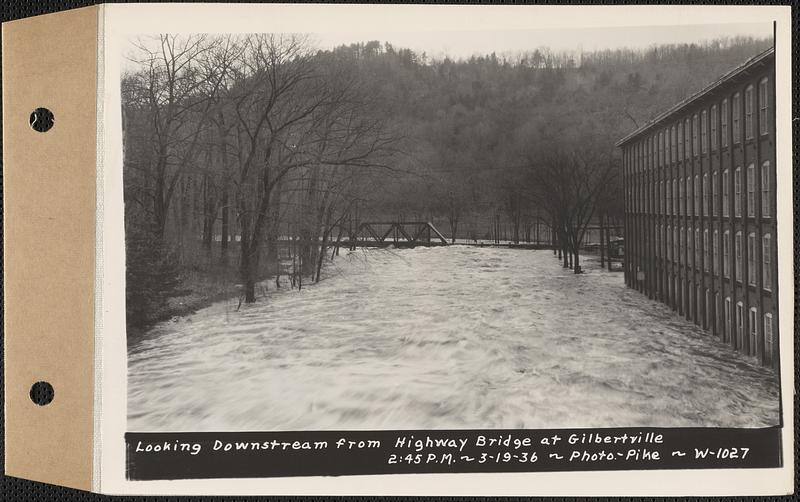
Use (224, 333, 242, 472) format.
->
(351, 221, 449, 247)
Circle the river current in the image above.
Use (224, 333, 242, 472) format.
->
(128, 246, 779, 431)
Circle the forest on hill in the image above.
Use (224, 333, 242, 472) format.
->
(121, 33, 771, 332)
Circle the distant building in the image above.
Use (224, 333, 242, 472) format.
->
(616, 48, 777, 368)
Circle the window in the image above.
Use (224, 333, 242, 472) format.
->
(666, 225, 671, 260)
(696, 285, 702, 324)
(705, 289, 711, 329)
(636, 144, 641, 171)
(692, 114, 699, 154)
(655, 224, 660, 257)
(759, 77, 769, 135)
(713, 229, 719, 274)
(673, 179, 678, 215)
(666, 180, 671, 214)
(732, 92, 741, 144)
(701, 110, 708, 153)
(711, 104, 718, 150)
(671, 125, 677, 161)
(722, 169, 729, 217)
(747, 164, 755, 217)
(695, 227, 701, 266)
(712, 171, 718, 216)
(703, 229, 709, 272)
(724, 297, 732, 341)
(687, 226, 693, 266)
(684, 118, 691, 159)
(721, 98, 729, 147)
(763, 313, 773, 364)
(734, 166, 742, 216)
(735, 231, 743, 280)
(680, 178, 685, 215)
(679, 226, 684, 264)
(648, 135, 653, 170)
(673, 277, 678, 305)
(703, 174, 709, 215)
(685, 177, 690, 216)
(723, 230, 730, 278)
(658, 131, 663, 167)
(763, 233, 772, 291)
(745, 85, 754, 139)
(677, 121, 683, 159)
(748, 307, 758, 356)
(736, 301, 744, 349)
(673, 226, 678, 262)
(748, 232, 757, 286)
(694, 175, 700, 216)
(761, 161, 770, 218)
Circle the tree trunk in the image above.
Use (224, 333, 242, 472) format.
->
(556, 229, 561, 259)
(599, 214, 606, 268)
(332, 225, 343, 258)
(202, 177, 214, 253)
(240, 238, 257, 303)
(218, 112, 230, 261)
(239, 151, 274, 303)
(606, 217, 614, 272)
(220, 186, 229, 260)
(316, 209, 333, 282)
(153, 159, 169, 239)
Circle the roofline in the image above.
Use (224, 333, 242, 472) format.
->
(615, 47, 774, 147)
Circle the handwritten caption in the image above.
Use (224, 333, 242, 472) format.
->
(125, 428, 780, 480)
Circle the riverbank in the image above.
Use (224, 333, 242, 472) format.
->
(127, 258, 267, 346)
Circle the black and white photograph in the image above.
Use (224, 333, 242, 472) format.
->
(120, 19, 782, 436)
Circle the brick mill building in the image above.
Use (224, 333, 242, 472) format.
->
(617, 47, 777, 368)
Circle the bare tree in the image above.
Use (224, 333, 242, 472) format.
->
(228, 34, 396, 302)
(124, 35, 237, 239)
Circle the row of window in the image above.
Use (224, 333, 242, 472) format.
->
(723, 297, 774, 363)
(651, 226, 772, 290)
(626, 77, 770, 173)
(628, 161, 771, 218)
(656, 278, 775, 364)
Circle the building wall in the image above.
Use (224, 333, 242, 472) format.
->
(620, 55, 777, 368)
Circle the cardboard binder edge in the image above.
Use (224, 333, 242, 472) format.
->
(2, 4, 100, 492)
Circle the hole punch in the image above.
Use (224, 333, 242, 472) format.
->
(29, 107, 54, 132)
(30, 381, 54, 406)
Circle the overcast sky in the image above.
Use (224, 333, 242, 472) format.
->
(122, 22, 772, 71)
(310, 23, 772, 61)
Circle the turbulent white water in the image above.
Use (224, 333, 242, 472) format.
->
(128, 246, 779, 431)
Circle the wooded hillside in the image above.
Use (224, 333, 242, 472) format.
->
(121, 34, 771, 333)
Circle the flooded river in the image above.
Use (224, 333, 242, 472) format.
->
(128, 246, 779, 431)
